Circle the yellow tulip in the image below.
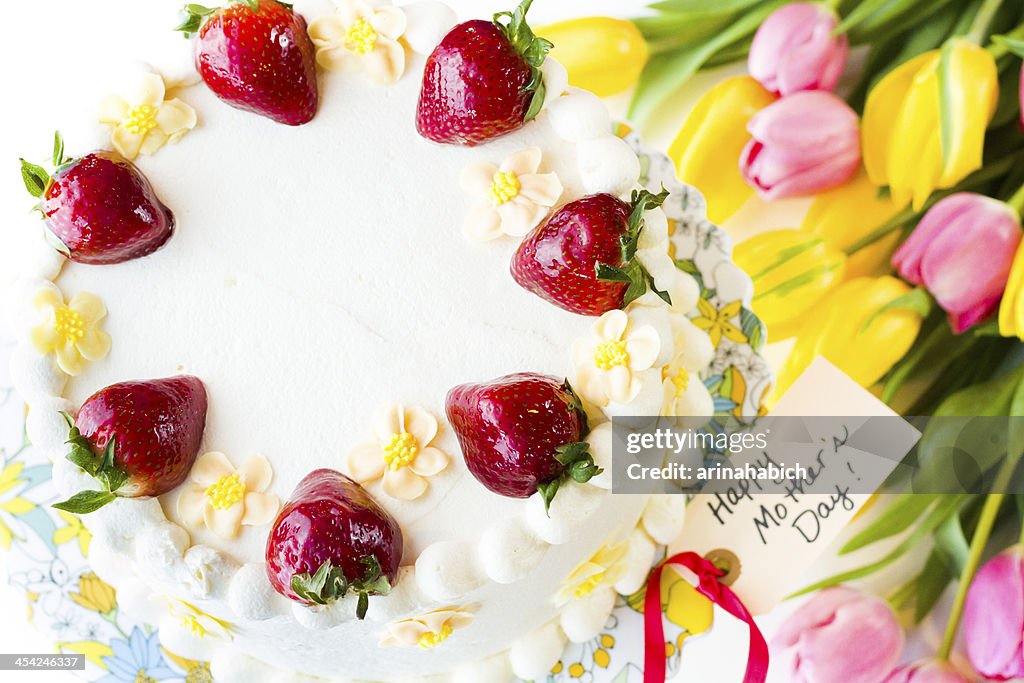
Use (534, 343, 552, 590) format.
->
(668, 76, 777, 224)
(862, 39, 998, 210)
(998, 240, 1024, 340)
(773, 276, 924, 400)
(539, 17, 648, 98)
(801, 167, 902, 279)
(734, 229, 846, 342)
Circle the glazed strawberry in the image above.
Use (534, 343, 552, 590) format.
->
(177, 0, 318, 125)
(511, 189, 671, 316)
(20, 135, 174, 265)
(446, 373, 600, 509)
(416, 0, 552, 146)
(265, 469, 402, 619)
(53, 376, 208, 514)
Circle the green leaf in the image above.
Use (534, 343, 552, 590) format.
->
(839, 494, 938, 555)
(494, 0, 551, 121)
(175, 3, 218, 35)
(52, 131, 65, 167)
(290, 559, 348, 606)
(595, 263, 632, 283)
(913, 547, 953, 623)
(52, 490, 117, 514)
(20, 159, 49, 198)
(836, 0, 893, 34)
(993, 34, 1024, 58)
(933, 512, 969, 575)
(537, 478, 560, 513)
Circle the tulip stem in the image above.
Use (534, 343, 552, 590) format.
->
(937, 462, 1015, 661)
(967, 0, 1006, 44)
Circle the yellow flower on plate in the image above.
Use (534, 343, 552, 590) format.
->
(99, 72, 196, 160)
(54, 509, 92, 556)
(176, 453, 281, 540)
(691, 299, 747, 349)
(379, 606, 474, 649)
(70, 572, 117, 616)
(346, 405, 449, 500)
(460, 147, 563, 241)
(555, 542, 627, 606)
(29, 288, 110, 376)
(0, 461, 34, 550)
(309, 0, 409, 84)
(999, 240, 1024, 341)
(571, 309, 662, 407)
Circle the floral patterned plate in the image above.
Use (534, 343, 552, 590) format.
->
(0, 134, 771, 683)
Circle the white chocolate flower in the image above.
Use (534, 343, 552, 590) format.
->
(379, 607, 474, 649)
(29, 288, 110, 376)
(571, 309, 662, 407)
(177, 453, 281, 540)
(661, 353, 714, 419)
(346, 405, 449, 500)
(167, 598, 232, 640)
(309, 0, 409, 84)
(460, 148, 563, 241)
(99, 72, 196, 160)
(555, 542, 627, 606)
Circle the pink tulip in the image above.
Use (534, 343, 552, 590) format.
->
(892, 192, 1022, 333)
(963, 546, 1024, 680)
(739, 91, 860, 201)
(770, 587, 904, 683)
(883, 659, 969, 683)
(749, 3, 849, 96)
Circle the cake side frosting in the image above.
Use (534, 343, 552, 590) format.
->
(2, 1, 711, 681)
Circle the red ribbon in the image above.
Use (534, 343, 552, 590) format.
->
(643, 552, 769, 683)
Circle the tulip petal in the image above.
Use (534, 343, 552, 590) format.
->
(937, 40, 998, 187)
(964, 549, 1024, 679)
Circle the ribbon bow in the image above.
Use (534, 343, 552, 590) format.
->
(643, 551, 769, 683)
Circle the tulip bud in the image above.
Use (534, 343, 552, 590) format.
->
(963, 546, 1024, 680)
(749, 2, 848, 96)
(773, 276, 924, 399)
(893, 193, 1021, 333)
(999, 239, 1024, 341)
(539, 17, 647, 98)
(883, 659, 969, 683)
(668, 76, 776, 224)
(740, 91, 860, 201)
(769, 587, 904, 683)
(734, 229, 846, 341)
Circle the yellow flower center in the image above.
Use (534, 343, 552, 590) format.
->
(344, 17, 379, 55)
(382, 432, 419, 471)
(574, 570, 607, 598)
(182, 614, 208, 638)
(487, 171, 521, 206)
(593, 340, 630, 370)
(205, 473, 246, 510)
(670, 367, 690, 398)
(417, 622, 453, 649)
(53, 307, 86, 342)
(134, 672, 156, 683)
(125, 104, 158, 135)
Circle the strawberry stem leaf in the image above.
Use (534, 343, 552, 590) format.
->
(175, 3, 218, 36)
(52, 490, 118, 514)
(351, 555, 391, 620)
(20, 159, 49, 199)
(539, 441, 602, 513)
(291, 558, 348, 606)
(596, 188, 673, 309)
(494, 0, 553, 122)
(52, 131, 66, 168)
(562, 379, 590, 434)
(52, 412, 129, 514)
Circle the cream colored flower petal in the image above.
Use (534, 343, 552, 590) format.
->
(156, 98, 197, 135)
(346, 443, 386, 483)
(574, 366, 609, 407)
(571, 336, 601, 368)
(518, 173, 563, 206)
(447, 611, 474, 629)
(419, 610, 456, 632)
(308, 14, 347, 46)
(371, 405, 403, 443)
(497, 197, 547, 237)
(607, 366, 635, 404)
(338, 0, 374, 26)
(500, 147, 542, 176)
(176, 485, 208, 528)
(362, 39, 405, 85)
(55, 343, 85, 376)
(316, 45, 362, 72)
(131, 72, 166, 108)
(111, 125, 145, 160)
(241, 492, 280, 526)
(382, 467, 428, 500)
(409, 446, 448, 477)
(403, 407, 438, 446)
(68, 292, 106, 323)
(76, 329, 111, 362)
(139, 131, 169, 157)
(205, 502, 245, 540)
(460, 162, 498, 195)
(384, 619, 430, 648)
(29, 324, 59, 355)
(594, 309, 628, 342)
(238, 454, 273, 492)
(191, 452, 236, 486)
(371, 6, 408, 40)
(33, 288, 64, 311)
(624, 326, 661, 371)
(463, 203, 503, 242)
(98, 94, 130, 125)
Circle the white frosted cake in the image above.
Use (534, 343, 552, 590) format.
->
(2, 1, 716, 681)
